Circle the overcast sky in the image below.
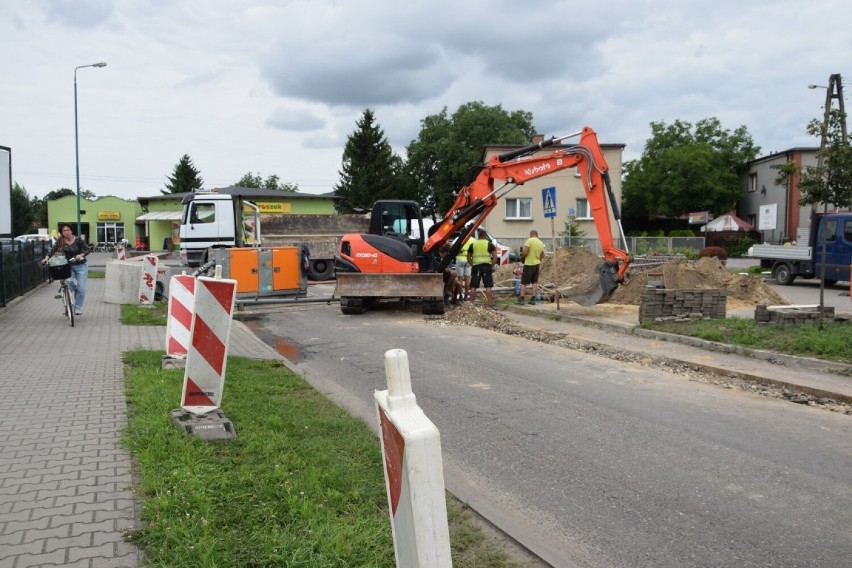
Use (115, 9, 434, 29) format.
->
(4, 0, 851, 201)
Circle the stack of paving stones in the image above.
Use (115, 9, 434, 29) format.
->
(639, 287, 727, 322)
(754, 305, 835, 325)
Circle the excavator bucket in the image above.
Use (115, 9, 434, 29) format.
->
(562, 261, 620, 307)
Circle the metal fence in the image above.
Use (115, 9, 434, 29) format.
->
(498, 236, 706, 257)
(0, 241, 51, 307)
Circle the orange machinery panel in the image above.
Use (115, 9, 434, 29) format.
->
(271, 247, 301, 291)
(228, 248, 260, 293)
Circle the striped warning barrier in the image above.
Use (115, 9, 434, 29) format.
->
(375, 349, 451, 567)
(180, 273, 237, 415)
(166, 274, 195, 357)
(497, 246, 510, 266)
(138, 254, 158, 305)
(115, 246, 126, 261)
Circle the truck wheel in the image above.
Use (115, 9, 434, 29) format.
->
(773, 263, 796, 285)
(308, 259, 335, 281)
(340, 297, 364, 315)
(422, 297, 446, 315)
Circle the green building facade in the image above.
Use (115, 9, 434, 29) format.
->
(46, 188, 338, 251)
(46, 195, 142, 246)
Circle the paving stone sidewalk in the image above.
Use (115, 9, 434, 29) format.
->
(0, 277, 281, 568)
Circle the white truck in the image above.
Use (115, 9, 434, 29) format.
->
(178, 189, 369, 280)
(748, 212, 852, 285)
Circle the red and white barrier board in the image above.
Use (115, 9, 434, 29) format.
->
(180, 274, 237, 415)
(497, 246, 510, 266)
(375, 349, 451, 567)
(115, 246, 126, 261)
(138, 254, 158, 304)
(166, 274, 195, 357)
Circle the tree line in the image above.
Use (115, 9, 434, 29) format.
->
(11, 100, 850, 238)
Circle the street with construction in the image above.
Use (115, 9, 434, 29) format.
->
(0, 250, 850, 567)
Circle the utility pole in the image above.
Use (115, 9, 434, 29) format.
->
(812, 74, 846, 318)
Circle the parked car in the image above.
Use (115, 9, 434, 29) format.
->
(15, 234, 54, 245)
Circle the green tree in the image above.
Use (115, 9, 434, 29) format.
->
(622, 118, 760, 219)
(11, 182, 35, 236)
(43, 188, 75, 201)
(559, 214, 586, 238)
(798, 109, 851, 208)
(235, 172, 299, 192)
(163, 154, 203, 194)
(334, 109, 409, 213)
(405, 101, 535, 213)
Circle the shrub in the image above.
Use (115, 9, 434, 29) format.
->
(726, 236, 756, 258)
(698, 246, 728, 264)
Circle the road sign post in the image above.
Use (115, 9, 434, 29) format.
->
(542, 187, 560, 309)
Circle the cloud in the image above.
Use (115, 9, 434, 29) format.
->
(39, 0, 113, 28)
(266, 107, 326, 131)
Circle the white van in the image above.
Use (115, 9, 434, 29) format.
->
(449, 225, 517, 265)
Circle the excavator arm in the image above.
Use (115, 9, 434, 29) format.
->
(425, 126, 630, 302)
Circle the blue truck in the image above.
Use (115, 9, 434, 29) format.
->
(748, 212, 852, 286)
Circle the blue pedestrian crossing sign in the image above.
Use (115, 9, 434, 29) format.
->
(542, 186, 557, 218)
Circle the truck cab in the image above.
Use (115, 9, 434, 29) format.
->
(179, 193, 239, 266)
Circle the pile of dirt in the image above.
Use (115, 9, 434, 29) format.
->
(493, 247, 789, 307)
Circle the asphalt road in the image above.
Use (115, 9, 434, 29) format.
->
(247, 301, 852, 568)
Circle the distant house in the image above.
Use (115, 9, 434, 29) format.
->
(738, 148, 818, 244)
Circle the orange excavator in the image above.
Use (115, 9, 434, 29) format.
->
(334, 126, 631, 314)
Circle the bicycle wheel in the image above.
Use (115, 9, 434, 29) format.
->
(64, 284, 75, 327)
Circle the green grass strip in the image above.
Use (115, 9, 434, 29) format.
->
(123, 351, 531, 567)
(642, 317, 852, 364)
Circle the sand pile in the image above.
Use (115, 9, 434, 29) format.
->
(493, 247, 788, 307)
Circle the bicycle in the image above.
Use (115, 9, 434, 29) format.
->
(47, 255, 89, 326)
(47, 257, 77, 326)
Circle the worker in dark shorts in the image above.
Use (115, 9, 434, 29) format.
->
(467, 228, 497, 309)
(518, 229, 545, 305)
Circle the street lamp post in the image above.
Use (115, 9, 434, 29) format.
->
(74, 62, 107, 239)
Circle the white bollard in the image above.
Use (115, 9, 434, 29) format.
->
(375, 349, 452, 568)
(166, 274, 195, 357)
(138, 254, 158, 304)
(180, 274, 237, 415)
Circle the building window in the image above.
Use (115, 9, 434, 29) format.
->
(746, 214, 757, 227)
(748, 173, 758, 192)
(96, 222, 125, 245)
(576, 198, 591, 219)
(505, 198, 532, 219)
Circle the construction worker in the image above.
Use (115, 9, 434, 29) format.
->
(467, 228, 497, 309)
(454, 234, 474, 300)
(518, 229, 546, 305)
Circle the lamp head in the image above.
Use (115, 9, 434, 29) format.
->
(93, 62, 107, 68)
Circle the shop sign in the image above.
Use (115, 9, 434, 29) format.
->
(98, 211, 121, 221)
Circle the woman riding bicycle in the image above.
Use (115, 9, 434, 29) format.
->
(42, 223, 92, 316)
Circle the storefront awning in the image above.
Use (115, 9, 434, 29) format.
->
(136, 211, 183, 222)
